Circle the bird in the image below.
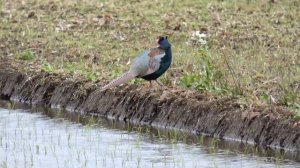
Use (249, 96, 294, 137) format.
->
(101, 36, 172, 90)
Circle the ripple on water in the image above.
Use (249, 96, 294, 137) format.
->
(0, 106, 299, 168)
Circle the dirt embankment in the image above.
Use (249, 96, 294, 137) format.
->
(0, 60, 300, 151)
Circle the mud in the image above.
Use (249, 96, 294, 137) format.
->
(1, 60, 300, 152)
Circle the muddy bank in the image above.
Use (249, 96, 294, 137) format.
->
(0, 61, 300, 151)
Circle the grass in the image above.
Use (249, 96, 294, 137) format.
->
(0, 0, 299, 113)
(18, 50, 34, 60)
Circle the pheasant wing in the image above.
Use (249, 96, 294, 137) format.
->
(130, 48, 165, 77)
(142, 48, 165, 76)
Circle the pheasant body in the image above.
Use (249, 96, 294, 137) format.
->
(141, 47, 172, 81)
(101, 36, 172, 90)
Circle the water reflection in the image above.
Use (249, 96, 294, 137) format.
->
(0, 100, 299, 168)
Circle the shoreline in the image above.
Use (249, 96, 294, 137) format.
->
(0, 59, 300, 152)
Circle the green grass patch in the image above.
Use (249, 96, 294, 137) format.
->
(18, 50, 34, 61)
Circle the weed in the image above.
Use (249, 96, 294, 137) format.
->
(260, 92, 272, 104)
(180, 73, 201, 88)
(198, 135, 204, 145)
(18, 50, 34, 61)
(41, 63, 55, 73)
(85, 72, 97, 82)
(292, 103, 300, 120)
(180, 47, 229, 94)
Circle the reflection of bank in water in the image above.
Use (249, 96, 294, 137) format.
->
(0, 100, 298, 168)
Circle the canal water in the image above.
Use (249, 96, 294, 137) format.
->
(0, 101, 299, 168)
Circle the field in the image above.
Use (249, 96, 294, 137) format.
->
(0, 0, 299, 114)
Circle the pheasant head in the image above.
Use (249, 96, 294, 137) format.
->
(157, 36, 171, 50)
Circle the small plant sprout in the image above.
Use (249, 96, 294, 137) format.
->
(157, 128, 162, 139)
(36, 145, 39, 155)
(198, 135, 204, 145)
(173, 129, 178, 143)
(44, 146, 47, 155)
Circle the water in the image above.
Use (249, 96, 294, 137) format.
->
(0, 101, 299, 168)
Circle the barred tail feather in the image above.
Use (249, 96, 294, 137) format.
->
(101, 72, 136, 90)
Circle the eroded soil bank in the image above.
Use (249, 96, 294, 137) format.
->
(1, 59, 300, 152)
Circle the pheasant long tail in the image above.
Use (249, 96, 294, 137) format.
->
(101, 72, 136, 90)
